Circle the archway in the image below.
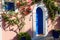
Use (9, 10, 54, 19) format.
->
(33, 3, 48, 37)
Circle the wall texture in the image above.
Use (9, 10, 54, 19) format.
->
(2, 0, 60, 40)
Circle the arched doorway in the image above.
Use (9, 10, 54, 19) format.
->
(36, 7, 43, 34)
(33, 3, 48, 38)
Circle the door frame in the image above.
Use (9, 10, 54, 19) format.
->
(32, 3, 48, 38)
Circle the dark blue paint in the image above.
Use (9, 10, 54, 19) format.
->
(5, 2, 15, 11)
(21, 36, 26, 40)
(36, 7, 43, 34)
(52, 30, 59, 38)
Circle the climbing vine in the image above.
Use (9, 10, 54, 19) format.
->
(43, 0, 60, 21)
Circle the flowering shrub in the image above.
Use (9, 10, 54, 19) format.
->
(16, 0, 32, 16)
(2, 0, 33, 31)
(19, 5, 31, 16)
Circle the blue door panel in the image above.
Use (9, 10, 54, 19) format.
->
(36, 7, 43, 34)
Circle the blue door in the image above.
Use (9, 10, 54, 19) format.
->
(36, 7, 43, 34)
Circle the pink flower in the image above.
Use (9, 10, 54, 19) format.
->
(27, 0, 32, 5)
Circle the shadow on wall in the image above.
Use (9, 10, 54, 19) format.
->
(2, 19, 6, 30)
(2, 19, 19, 34)
(26, 29, 33, 37)
(12, 29, 34, 40)
(47, 16, 60, 36)
(47, 30, 54, 36)
(2, 19, 34, 40)
(54, 17, 60, 29)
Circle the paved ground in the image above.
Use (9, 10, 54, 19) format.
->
(46, 36, 60, 40)
(32, 36, 60, 40)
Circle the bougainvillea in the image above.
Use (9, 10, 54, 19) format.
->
(19, 5, 31, 16)
(16, 0, 32, 16)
